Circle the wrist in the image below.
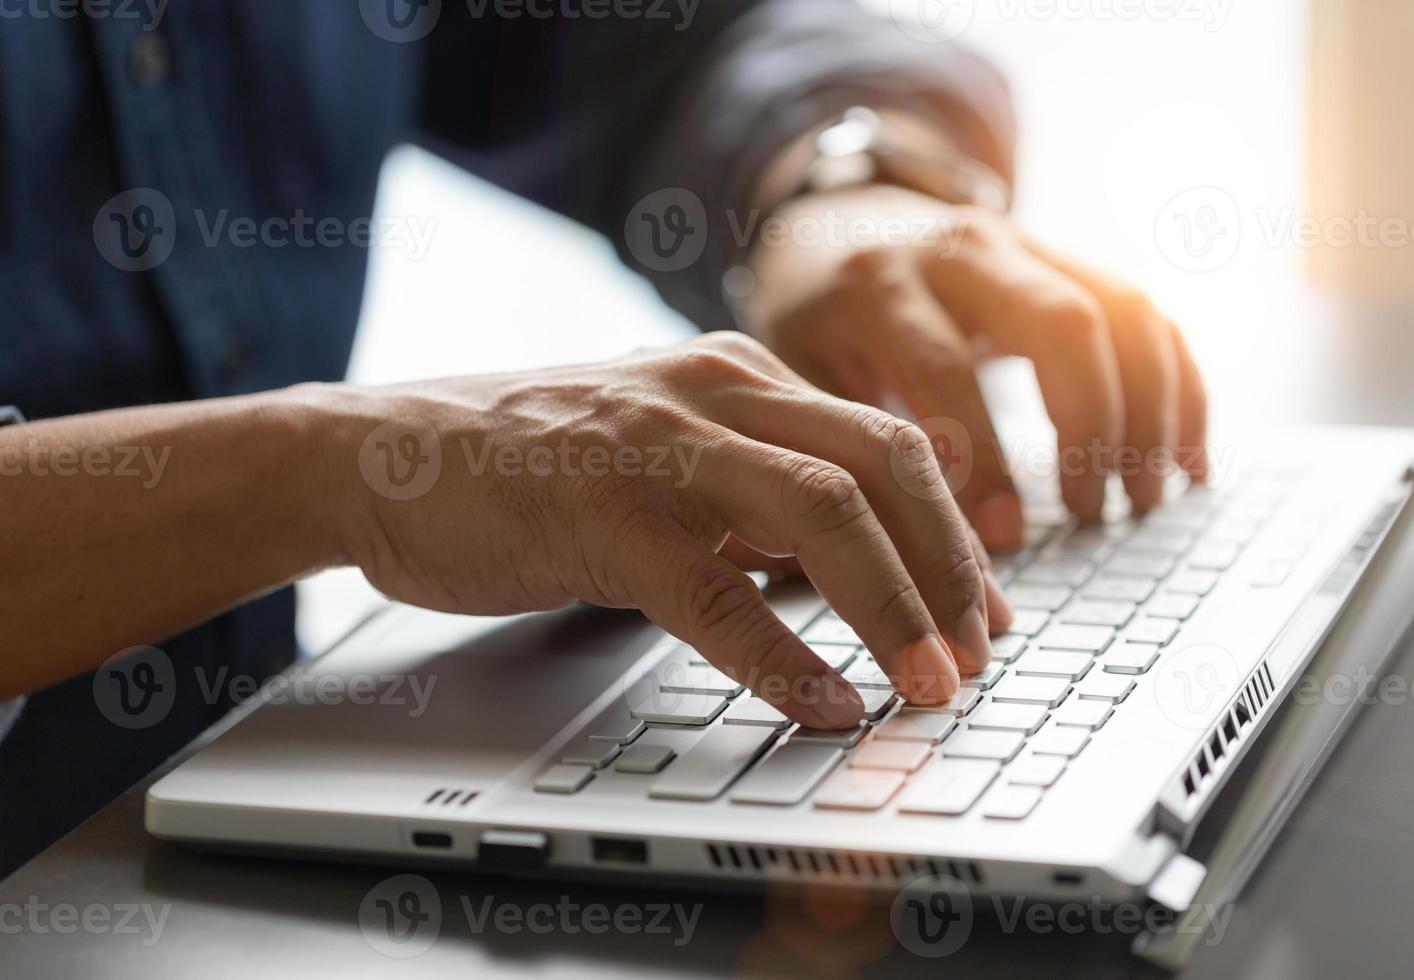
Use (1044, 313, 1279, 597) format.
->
(266, 381, 381, 573)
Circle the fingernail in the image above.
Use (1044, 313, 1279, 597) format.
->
(809, 672, 865, 730)
(953, 606, 993, 676)
(976, 492, 1024, 553)
(983, 570, 1013, 635)
(895, 636, 960, 705)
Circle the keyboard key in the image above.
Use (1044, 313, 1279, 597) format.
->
(1107, 554, 1176, 579)
(1102, 643, 1161, 674)
(813, 768, 905, 811)
(801, 616, 861, 647)
(910, 685, 982, 716)
(1006, 585, 1073, 612)
(658, 663, 745, 697)
(1007, 754, 1067, 787)
(1007, 609, 1052, 637)
(614, 743, 676, 774)
(1249, 560, 1292, 588)
(1029, 726, 1091, 758)
(850, 738, 932, 772)
(1018, 559, 1094, 588)
(989, 675, 1072, 708)
(896, 759, 1000, 815)
(859, 688, 898, 720)
(843, 657, 894, 689)
(1076, 672, 1136, 703)
(631, 691, 728, 726)
(1143, 593, 1199, 620)
(1124, 617, 1180, 646)
(808, 644, 859, 671)
(1014, 649, 1093, 681)
(649, 725, 778, 801)
(941, 728, 1026, 762)
(1034, 624, 1114, 654)
(723, 698, 792, 729)
(1189, 543, 1240, 570)
(1168, 570, 1220, 595)
(792, 723, 869, 747)
(983, 784, 1044, 819)
(731, 743, 842, 805)
(587, 717, 645, 744)
(1060, 600, 1136, 628)
(1083, 576, 1156, 603)
(535, 764, 594, 794)
(1051, 699, 1113, 729)
(561, 739, 621, 768)
(1127, 527, 1197, 556)
(991, 635, 1029, 663)
(967, 702, 1049, 734)
(961, 661, 1006, 690)
(1045, 527, 1121, 563)
(874, 710, 958, 743)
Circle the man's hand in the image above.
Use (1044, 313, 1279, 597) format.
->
(323, 334, 1012, 729)
(741, 184, 1209, 553)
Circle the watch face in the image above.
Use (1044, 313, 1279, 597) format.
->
(0, 407, 24, 427)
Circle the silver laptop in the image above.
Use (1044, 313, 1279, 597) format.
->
(146, 425, 1414, 952)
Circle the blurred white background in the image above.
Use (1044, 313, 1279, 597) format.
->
(297, 1, 1347, 651)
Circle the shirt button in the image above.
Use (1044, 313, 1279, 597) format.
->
(129, 33, 172, 88)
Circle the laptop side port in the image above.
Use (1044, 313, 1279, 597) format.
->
(412, 831, 454, 849)
(591, 837, 648, 865)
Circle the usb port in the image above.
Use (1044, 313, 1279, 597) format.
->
(591, 837, 648, 865)
(412, 831, 453, 849)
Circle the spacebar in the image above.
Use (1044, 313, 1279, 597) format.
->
(649, 725, 778, 801)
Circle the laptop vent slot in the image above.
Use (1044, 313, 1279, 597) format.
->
(703, 843, 983, 886)
(424, 788, 478, 807)
(1179, 660, 1274, 799)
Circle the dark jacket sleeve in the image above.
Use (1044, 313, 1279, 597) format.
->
(416, 1, 1013, 331)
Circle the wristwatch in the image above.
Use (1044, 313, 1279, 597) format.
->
(722, 106, 1010, 313)
(0, 406, 24, 427)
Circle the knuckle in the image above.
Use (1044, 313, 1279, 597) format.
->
(936, 550, 986, 609)
(876, 578, 927, 628)
(782, 457, 869, 533)
(698, 331, 768, 362)
(1110, 285, 1157, 324)
(666, 347, 755, 384)
(952, 205, 997, 244)
(1039, 292, 1106, 342)
(680, 562, 757, 638)
(840, 246, 900, 281)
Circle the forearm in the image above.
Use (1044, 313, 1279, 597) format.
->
(0, 387, 348, 699)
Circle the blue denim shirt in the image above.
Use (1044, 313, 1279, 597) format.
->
(0, 0, 1008, 874)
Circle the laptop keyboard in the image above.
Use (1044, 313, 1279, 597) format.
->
(533, 468, 1309, 820)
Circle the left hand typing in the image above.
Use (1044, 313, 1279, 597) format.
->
(740, 184, 1209, 553)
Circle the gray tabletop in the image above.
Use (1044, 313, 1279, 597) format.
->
(4, 297, 1412, 979)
